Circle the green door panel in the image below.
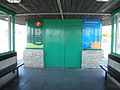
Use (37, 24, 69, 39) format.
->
(44, 19, 82, 68)
(65, 25, 81, 68)
(44, 20, 64, 68)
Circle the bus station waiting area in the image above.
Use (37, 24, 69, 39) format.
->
(0, 0, 120, 90)
(2, 67, 120, 90)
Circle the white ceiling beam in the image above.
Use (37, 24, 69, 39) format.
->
(98, 0, 119, 12)
(57, 0, 64, 19)
(16, 13, 111, 16)
(18, 4, 31, 12)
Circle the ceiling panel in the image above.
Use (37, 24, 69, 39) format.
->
(15, 15, 61, 24)
(0, 0, 119, 25)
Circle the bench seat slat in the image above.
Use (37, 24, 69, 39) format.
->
(100, 65, 108, 72)
(100, 64, 120, 83)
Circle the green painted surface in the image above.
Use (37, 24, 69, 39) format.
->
(0, 7, 15, 52)
(12, 16, 15, 51)
(0, 51, 15, 55)
(25, 48, 43, 49)
(26, 43, 43, 48)
(44, 19, 82, 68)
(64, 25, 81, 68)
(83, 49, 102, 50)
(111, 15, 114, 53)
(26, 19, 44, 48)
(0, 7, 15, 16)
(111, 9, 120, 54)
(112, 52, 120, 57)
(112, 9, 120, 15)
(44, 20, 64, 68)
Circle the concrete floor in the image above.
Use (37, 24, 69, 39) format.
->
(2, 66, 120, 90)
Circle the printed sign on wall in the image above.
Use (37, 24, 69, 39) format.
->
(26, 20, 43, 48)
(82, 19, 101, 49)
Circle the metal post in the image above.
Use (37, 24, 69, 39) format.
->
(57, 0, 64, 19)
(8, 16, 11, 51)
(115, 15, 119, 52)
(16, 13, 111, 16)
(12, 15, 15, 51)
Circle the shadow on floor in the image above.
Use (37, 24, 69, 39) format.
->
(2, 66, 120, 90)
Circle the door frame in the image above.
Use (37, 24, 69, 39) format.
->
(43, 19, 82, 68)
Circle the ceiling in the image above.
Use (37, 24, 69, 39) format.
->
(0, 0, 120, 25)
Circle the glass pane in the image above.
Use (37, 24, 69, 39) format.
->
(116, 14, 120, 53)
(113, 14, 117, 53)
(0, 12, 9, 53)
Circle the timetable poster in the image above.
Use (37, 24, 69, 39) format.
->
(82, 19, 101, 49)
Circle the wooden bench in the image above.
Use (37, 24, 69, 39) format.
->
(17, 63, 24, 68)
(100, 65, 120, 83)
(0, 63, 24, 78)
(100, 65, 108, 80)
(16, 63, 24, 77)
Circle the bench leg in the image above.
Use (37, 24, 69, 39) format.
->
(17, 68, 19, 78)
(105, 72, 107, 80)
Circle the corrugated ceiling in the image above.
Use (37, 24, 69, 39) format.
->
(0, 0, 120, 25)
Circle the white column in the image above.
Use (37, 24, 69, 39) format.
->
(115, 15, 119, 52)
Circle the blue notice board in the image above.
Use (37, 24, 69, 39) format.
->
(82, 19, 101, 49)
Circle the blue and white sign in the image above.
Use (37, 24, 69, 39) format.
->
(82, 19, 101, 49)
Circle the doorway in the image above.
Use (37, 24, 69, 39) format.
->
(44, 20, 82, 68)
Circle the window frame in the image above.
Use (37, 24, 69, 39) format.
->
(111, 9, 120, 56)
(0, 7, 15, 55)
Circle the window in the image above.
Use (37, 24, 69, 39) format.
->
(113, 13, 120, 54)
(0, 12, 13, 53)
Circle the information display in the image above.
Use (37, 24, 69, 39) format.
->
(26, 20, 43, 48)
(82, 19, 101, 49)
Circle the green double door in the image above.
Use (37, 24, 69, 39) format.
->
(44, 20, 82, 68)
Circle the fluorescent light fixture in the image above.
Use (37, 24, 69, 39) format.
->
(7, 0, 21, 3)
(96, 0, 109, 2)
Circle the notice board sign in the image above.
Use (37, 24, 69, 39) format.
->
(82, 19, 101, 49)
(26, 19, 43, 48)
